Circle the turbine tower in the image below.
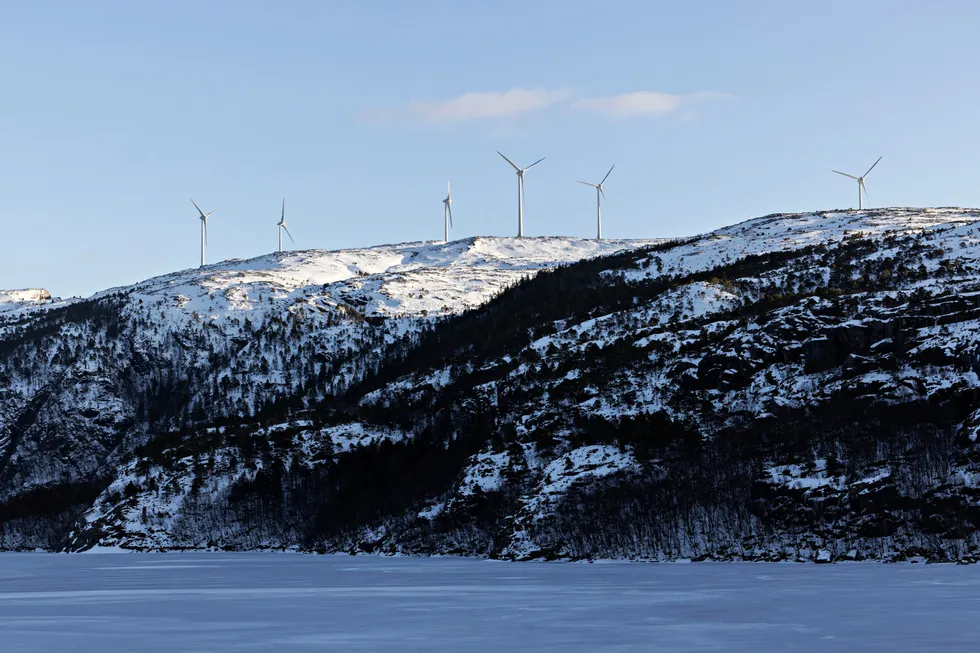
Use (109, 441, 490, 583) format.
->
(442, 182, 453, 242)
(498, 151, 545, 238)
(832, 156, 882, 210)
(277, 198, 294, 253)
(577, 165, 615, 241)
(190, 198, 216, 267)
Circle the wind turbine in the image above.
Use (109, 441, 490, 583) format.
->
(190, 198, 216, 267)
(498, 151, 545, 238)
(832, 156, 882, 210)
(577, 165, 615, 240)
(442, 182, 453, 242)
(277, 198, 294, 253)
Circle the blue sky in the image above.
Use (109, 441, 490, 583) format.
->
(2, 1, 979, 297)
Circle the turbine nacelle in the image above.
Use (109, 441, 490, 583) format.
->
(191, 198, 216, 221)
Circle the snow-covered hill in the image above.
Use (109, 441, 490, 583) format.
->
(9, 209, 980, 562)
(0, 236, 657, 549)
(103, 236, 652, 320)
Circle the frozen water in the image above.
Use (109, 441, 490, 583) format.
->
(0, 553, 978, 651)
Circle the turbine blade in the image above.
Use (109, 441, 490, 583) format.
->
(281, 197, 285, 220)
(832, 170, 859, 180)
(599, 187, 609, 207)
(190, 198, 206, 218)
(861, 180, 869, 202)
(204, 220, 208, 247)
(205, 210, 216, 218)
(447, 180, 451, 197)
(283, 225, 295, 244)
(524, 157, 545, 171)
(577, 181, 598, 188)
(497, 151, 520, 171)
(600, 164, 615, 185)
(863, 156, 883, 178)
(448, 204, 453, 228)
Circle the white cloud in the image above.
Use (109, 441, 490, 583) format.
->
(364, 89, 735, 124)
(369, 87, 573, 123)
(571, 91, 735, 118)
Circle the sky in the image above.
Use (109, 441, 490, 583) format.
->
(2, 1, 980, 298)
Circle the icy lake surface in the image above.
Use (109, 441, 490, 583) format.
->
(1, 554, 978, 652)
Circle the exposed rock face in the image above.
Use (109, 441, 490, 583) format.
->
(0, 288, 52, 313)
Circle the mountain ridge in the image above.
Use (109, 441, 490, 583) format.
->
(6, 208, 980, 562)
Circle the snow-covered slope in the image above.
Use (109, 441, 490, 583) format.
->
(0, 236, 657, 549)
(625, 207, 980, 280)
(11, 209, 980, 562)
(107, 236, 651, 320)
(273, 207, 977, 561)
